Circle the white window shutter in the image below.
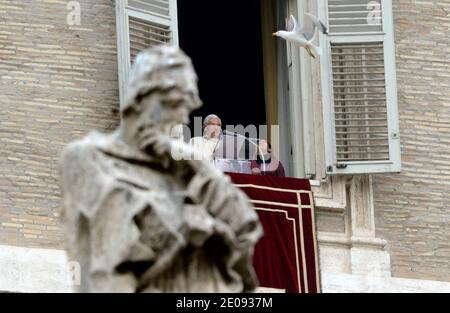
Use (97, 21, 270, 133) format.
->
(115, 0, 179, 108)
(319, 0, 401, 174)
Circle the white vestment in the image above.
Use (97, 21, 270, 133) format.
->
(189, 136, 220, 161)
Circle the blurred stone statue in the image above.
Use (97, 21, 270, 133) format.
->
(59, 45, 263, 293)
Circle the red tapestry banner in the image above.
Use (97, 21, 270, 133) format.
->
(227, 173, 320, 293)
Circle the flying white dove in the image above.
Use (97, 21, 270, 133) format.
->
(273, 13, 328, 59)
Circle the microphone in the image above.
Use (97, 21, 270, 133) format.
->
(221, 130, 266, 173)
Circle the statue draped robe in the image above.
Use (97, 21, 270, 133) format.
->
(60, 131, 263, 292)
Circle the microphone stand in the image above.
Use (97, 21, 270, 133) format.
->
(222, 130, 266, 173)
(211, 131, 221, 164)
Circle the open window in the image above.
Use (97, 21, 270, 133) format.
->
(174, 0, 331, 180)
(318, 0, 401, 174)
(114, 0, 320, 179)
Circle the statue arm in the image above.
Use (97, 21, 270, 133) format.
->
(183, 165, 263, 291)
(59, 141, 142, 292)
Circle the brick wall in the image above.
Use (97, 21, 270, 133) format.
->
(373, 1, 450, 282)
(0, 0, 120, 249)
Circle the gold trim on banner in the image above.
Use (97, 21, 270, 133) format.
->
(249, 199, 312, 209)
(234, 183, 313, 194)
(296, 192, 309, 293)
(254, 207, 302, 293)
(233, 182, 319, 293)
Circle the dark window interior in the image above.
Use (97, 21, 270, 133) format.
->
(177, 0, 267, 133)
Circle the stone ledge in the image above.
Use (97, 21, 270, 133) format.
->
(321, 271, 450, 293)
(318, 232, 387, 250)
(0, 245, 72, 293)
(2, 244, 449, 293)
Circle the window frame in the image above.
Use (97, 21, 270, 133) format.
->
(115, 0, 179, 109)
(318, 0, 401, 175)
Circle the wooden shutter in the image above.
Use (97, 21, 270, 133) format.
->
(319, 0, 401, 174)
(115, 0, 179, 108)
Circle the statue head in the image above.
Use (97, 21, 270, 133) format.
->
(121, 47, 201, 130)
(120, 45, 202, 153)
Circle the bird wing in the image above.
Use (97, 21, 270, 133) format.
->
(300, 13, 328, 41)
(287, 14, 299, 32)
(310, 13, 329, 35)
(290, 36, 309, 47)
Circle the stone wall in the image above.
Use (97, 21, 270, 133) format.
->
(0, 0, 120, 249)
(373, 0, 450, 282)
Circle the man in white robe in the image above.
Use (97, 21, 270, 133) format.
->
(189, 114, 222, 162)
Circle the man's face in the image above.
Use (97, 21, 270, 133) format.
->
(204, 118, 222, 139)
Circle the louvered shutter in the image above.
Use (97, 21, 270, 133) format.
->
(116, 0, 178, 108)
(319, 0, 401, 174)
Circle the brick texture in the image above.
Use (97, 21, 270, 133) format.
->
(0, 0, 120, 249)
(373, 1, 450, 282)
